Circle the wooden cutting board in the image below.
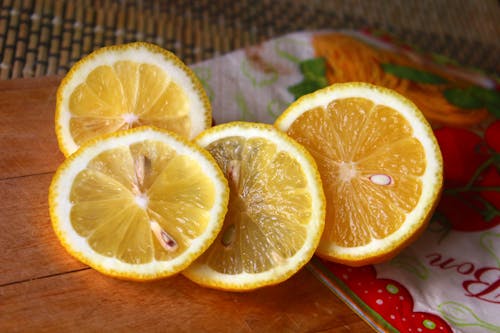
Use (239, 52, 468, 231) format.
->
(0, 76, 372, 332)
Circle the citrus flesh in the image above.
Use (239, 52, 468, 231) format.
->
(56, 42, 211, 156)
(275, 82, 443, 266)
(183, 122, 325, 291)
(49, 127, 229, 280)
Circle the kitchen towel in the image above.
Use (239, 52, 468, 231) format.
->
(190, 29, 499, 333)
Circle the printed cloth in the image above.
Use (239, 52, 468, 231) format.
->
(190, 30, 500, 333)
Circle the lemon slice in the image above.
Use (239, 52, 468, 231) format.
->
(49, 127, 229, 280)
(183, 122, 325, 291)
(275, 82, 443, 266)
(55, 42, 211, 156)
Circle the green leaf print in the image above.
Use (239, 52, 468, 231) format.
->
(438, 301, 500, 331)
(274, 38, 303, 64)
(469, 86, 500, 106)
(235, 91, 256, 121)
(443, 88, 484, 109)
(288, 80, 326, 100)
(389, 253, 429, 280)
(486, 104, 500, 118)
(469, 86, 500, 118)
(241, 58, 278, 87)
(193, 67, 215, 102)
(443, 86, 500, 117)
(267, 99, 289, 120)
(381, 63, 447, 84)
(288, 57, 328, 99)
(479, 232, 500, 267)
(300, 58, 328, 81)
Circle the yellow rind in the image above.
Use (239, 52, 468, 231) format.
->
(275, 82, 443, 266)
(183, 121, 326, 291)
(49, 126, 229, 280)
(55, 42, 212, 157)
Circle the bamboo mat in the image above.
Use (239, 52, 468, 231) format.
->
(0, 0, 499, 80)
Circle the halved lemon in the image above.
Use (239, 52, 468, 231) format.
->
(49, 127, 229, 280)
(55, 42, 211, 156)
(183, 122, 325, 291)
(275, 82, 443, 266)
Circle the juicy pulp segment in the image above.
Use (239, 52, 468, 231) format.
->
(68, 61, 190, 145)
(69, 140, 216, 264)
(200, 136, 312, 274)
(286, 97, 426, 247)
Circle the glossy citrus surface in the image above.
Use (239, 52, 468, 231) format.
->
(275, 82, 443, 266)
(49, 127, 229, 280)
(183, 122, 325, 290)
(56, 42, 211, 156)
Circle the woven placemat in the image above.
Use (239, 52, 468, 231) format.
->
(0, 0, 499, 80)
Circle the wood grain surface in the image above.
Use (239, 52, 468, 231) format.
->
(0, 76, 373, 332)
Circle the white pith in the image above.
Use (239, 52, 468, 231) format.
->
(185, 123, 326, 288)
(51, 128, 227, 278)
(58, 45, 208, 155)
(276, 84, 443, 260)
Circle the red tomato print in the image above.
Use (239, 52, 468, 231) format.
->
(434, 122, 500, 232)
(484, 120, 500, 152)
(324, 261, 453, 332)
(434, 127, 488, 186)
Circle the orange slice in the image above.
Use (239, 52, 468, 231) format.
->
(275, 82, 443, 266)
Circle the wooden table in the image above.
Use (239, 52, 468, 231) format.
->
(0, 77, 373, 332)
